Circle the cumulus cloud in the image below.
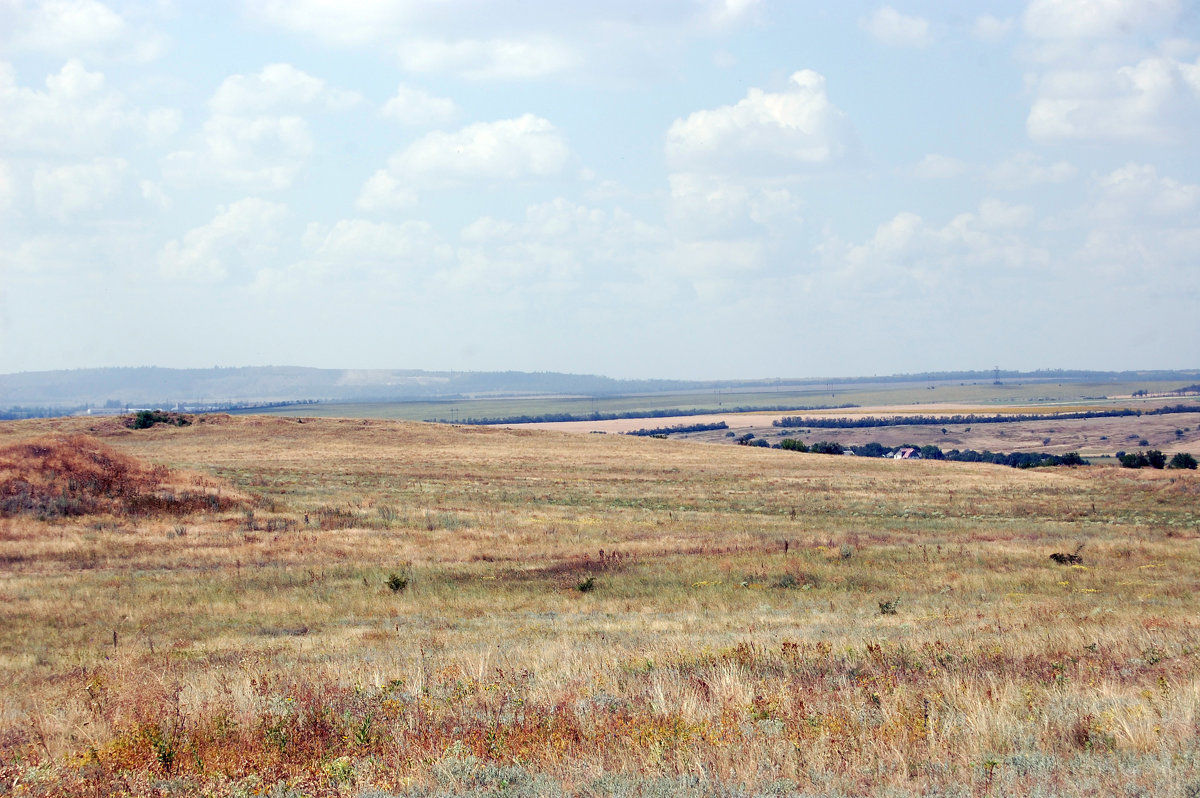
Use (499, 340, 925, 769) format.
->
(158, 198, 288, 281)
(380, 84, 460, 126)
(165, 64, 356, 191)
(252, 217, 449, 291)
(667, 172, 802, 239)
(828, 199, 1045, 292)
(139, 179, 170, 210)
(164, 115, 313, 192)
(1070, 165, 1200, 285)
(1027, 55, 1200, 143)
(441, 197, 663, 291)
(0, 60, 180, 155)
(702, 0, 761, 28)
(972, 15, 1013, 42)
(862, 6, 932, 48)
(210, 63, 360, 114)
(1018, 0, 1199, 144)
(666, 70, 857, 176)
(32, 156, 127, 221)
(0, 160, 14, 211)
(357, 114, 571, 210)
(985, 152, 1077, 189)
(1090, 163, 1200, 219)
(396, 37, 580, 81)
(1023, 0, 1179, 40)
(908, 151, 1076, 188)
(909, 153, 968, 180)
(2, 0, 167, 62)
(245, 0, 429, 46)
(246, 0, 759, 80)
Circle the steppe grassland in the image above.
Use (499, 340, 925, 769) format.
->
(0, 415, 1197, 796)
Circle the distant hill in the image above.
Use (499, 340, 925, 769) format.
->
(0, 367, 707, 411)
(2, 366, 1197, 419)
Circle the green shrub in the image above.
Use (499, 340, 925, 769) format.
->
(1168, 452, 1197, 469)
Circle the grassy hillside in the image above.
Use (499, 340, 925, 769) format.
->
(0, 416, 1197, 796)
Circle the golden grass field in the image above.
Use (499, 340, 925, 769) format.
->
(0, 413, 1197, 797)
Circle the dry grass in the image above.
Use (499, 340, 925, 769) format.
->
(0, 415, 1197, 796)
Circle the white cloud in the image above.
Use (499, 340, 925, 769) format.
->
(32, 156, 127, 221)
(245, 0, 429, 46)
(441, 197, 662, 291)
(164, 114, 313, 192)
(1027, 55, 1200, 143)
(355, 172, 418, 212)
(703, 0, 761, 29)
(973, 15, 1013, 42)
(985, 152, 1076, 189)
(396, 37, 580, 81)
(210, 63, 360, 115)
(1023, 0, 1179, 40)
(254, 217, 450, 291)
(2, 0, 167, 62)
(357, 114, 571, 210)
(862, 6, 932, 48)
(910, 153, 967, 180)
(165, 64, 357, 191)
(1017, 0, 1200, 146)
(976, 198, 1036, 230)
(380, 84, 460, 126)
(0, 160, 14, 211)
(246, 0, 759, 81)
(158, 198, 288, 281)
(139, 180, 170, 210)
(829, 200, 1046, 291)
(667, 172, 801, 239)
(1091, 163, 1200, 219)
(666, 70, 856, 176)
(0, 60, 180, 155)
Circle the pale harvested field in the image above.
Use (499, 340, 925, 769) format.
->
(518, 405, 1200, 459)
(0, 414, 1197, 797)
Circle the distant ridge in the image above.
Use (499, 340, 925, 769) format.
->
(0, 367, 706, 409)
(1, 366, 1197, 417)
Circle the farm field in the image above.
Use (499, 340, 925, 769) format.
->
(243, 378, 1199, 424)
(0, 414, 1198, 796)
(558, 407, 1200, 463)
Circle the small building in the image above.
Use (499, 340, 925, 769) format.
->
(893, 447, 921, 460)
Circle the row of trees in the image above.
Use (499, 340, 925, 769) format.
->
(626, 421, 728, 437)
(772, 437, 1197, 470)
(772, 404, 1200, 430)
(773, 438, 1088, 469)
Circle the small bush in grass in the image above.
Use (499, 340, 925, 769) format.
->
(386, 572, 409, 593)
(879, 598, 899, 615)
(130, 410, 190, 430)
(576, 576, 596, 593)
(1168, 452, 1197, 469)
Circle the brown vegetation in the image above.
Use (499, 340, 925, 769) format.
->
(0, 434, 244, 519)
(0, 415, 1196, 796)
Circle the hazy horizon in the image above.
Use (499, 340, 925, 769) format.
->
(2, 1, 1198, 379)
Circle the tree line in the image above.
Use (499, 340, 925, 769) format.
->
(432, 403, 857, 425)
(625, 421, 729, 437)
(772, 404, 1200, 430)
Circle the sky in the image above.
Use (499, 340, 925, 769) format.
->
(1, 0, 1198, 380)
